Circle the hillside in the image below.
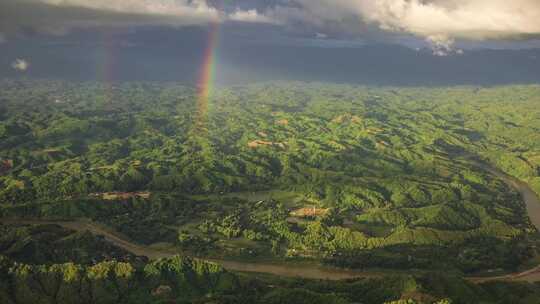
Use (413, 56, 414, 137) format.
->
(1, 81, 540, 303)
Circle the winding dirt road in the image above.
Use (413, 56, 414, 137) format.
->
(1, 161, 540, 282)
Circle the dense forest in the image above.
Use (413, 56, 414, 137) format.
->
(1, 80, 540, 303)
(1, 233, 540, 304)
(2, 238, 540, 303)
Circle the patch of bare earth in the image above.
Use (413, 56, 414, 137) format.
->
(248, 140, 286, 149)
(290, 207, 330, 217)
(90, 192, 151, 200)
(276, 119, 289, 126)
(331, 114, 362, 124)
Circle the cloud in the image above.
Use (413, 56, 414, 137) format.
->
(0, 0, 271, 36)
(12, 59, 30, 72)
(355, 0, 540, 47)
(2, 0, 540, 52)
(0, 0, 213, 35)
(262, 3, 352, 29)
(39, 0, 218, 18)
(264, 0, 540, 50)
(228, 9, 277, 24)
(0, 33, 5, 44)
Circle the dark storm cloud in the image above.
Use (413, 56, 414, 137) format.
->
(1, 0, 540, 52)
(0, 0, 271, 37)
(0, 0, 219, 36)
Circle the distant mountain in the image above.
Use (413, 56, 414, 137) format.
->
(218, 44, 540, 85)
(1, 29, 539, 85)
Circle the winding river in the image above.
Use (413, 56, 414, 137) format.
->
(468, 161, 540, 283)
(1, 160, 540, 282)
(0, 218, 382, 281)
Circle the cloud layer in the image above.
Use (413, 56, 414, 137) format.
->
(361, 0, 540, 48)
(265, 0, 540, 49)
(1, 0, 540, 51)
(0, 0, 270, 37)
(41, 0, 212, 15)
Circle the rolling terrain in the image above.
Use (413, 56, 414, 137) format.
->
(1, 81, 540, 303)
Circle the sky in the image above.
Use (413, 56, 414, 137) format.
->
(1, 0, 540, 84)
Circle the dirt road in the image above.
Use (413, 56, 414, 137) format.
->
(0, 218, 381, 281)
(1, 160, 540, 282)
(1, 216, 539, 282)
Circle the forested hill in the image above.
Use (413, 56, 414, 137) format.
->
(1, 81, 540, 303)
(2, 251, 540, 304)
(0, 254, 239, 303)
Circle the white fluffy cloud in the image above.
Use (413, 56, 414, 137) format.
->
(356, 0, 540, 46)
(228, 9, 277, 24)
(12, 59, 30, 72)
(264, 0, 540, 50)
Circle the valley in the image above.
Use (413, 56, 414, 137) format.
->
(1, 81, 540, 303)
(2, 155, 539, 282)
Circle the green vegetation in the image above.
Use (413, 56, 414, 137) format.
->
(0, 223, 136, 264)
(1, 80, 540, 302)
(1, 252, 540, 304)
(0, 254, 238, 304)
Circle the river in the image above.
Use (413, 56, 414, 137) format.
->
(468, 161, 540, 282)
(1, 160, 540, 282)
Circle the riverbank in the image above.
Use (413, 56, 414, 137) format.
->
(2, 159, 540, 282)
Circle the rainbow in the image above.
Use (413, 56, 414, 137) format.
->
(194, 20, 221, 133)
(96, 31, 117, 107)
